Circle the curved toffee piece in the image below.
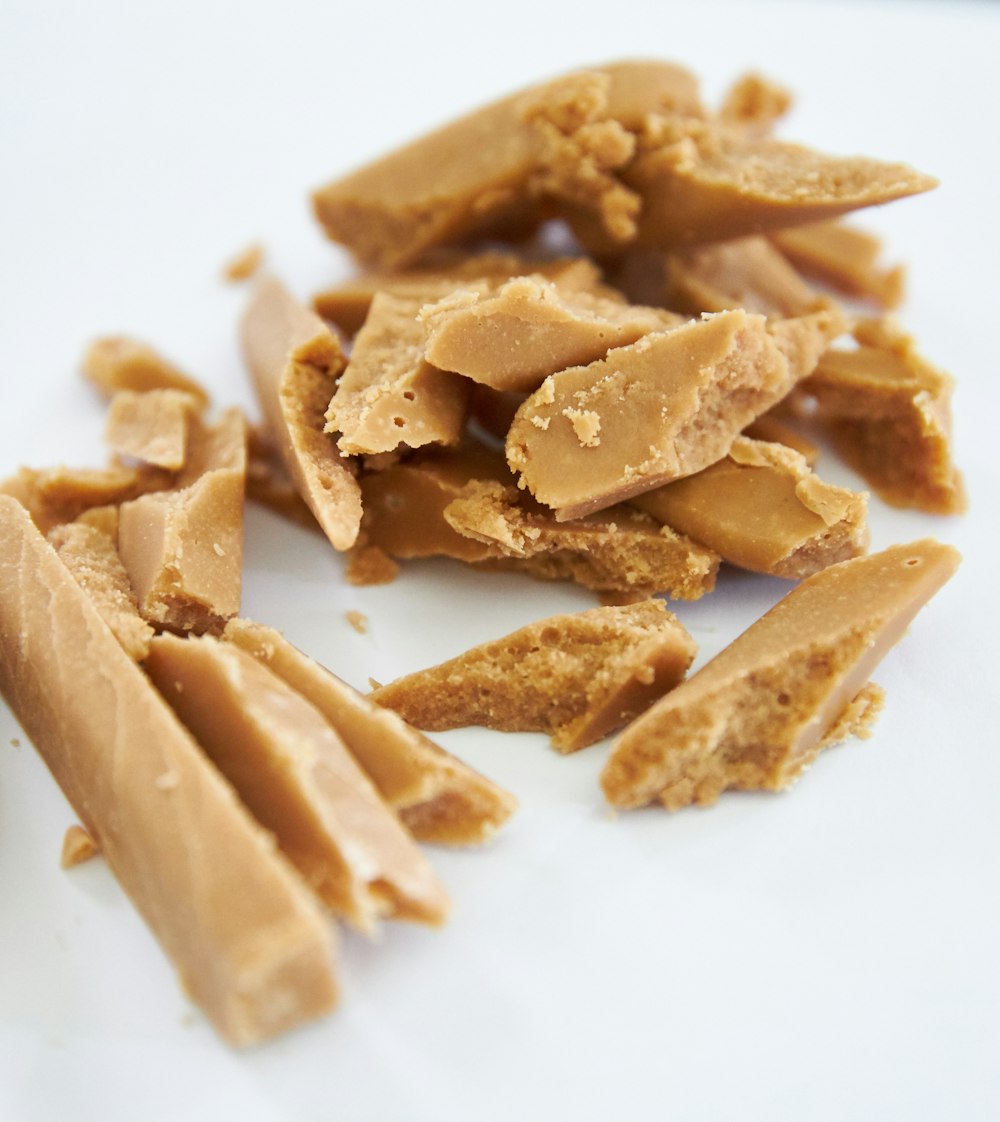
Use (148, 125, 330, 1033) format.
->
(117, 408, 247, 635)
(370, 599, 697, 753)
(629, 436, 869, 580)
(223, 618, 517, 846)
(600, 539, 960, 811)
(240, 274, 363, 550)
(505, 306, 842, 520)
(145, 634, 450, 933)
(0, 496, 338, 1046)
(312, 61, 704, 269)
(420, 275, 681, 394)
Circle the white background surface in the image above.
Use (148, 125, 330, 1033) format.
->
(2, 1, 998, 1119)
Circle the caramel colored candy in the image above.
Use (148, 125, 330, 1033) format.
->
(82, 336, 210, 407)
(371, 600, 697, 752)
(601, 539, 960, 810)
(803, 317, 966, 514)
(47, 520, 154, 660)
(326, 292, 470, 456)
(420, 275, 680, 393)
(104, 388, 202, 470)
(312, 252, 608, 335)
(118, 409, 247, 635)
(506, 307, 841, 520)
(241, 275, 362, 550)
(572, 115, 936, 254)
(224, 619, 517, 846)
(0, 496, 338, 1046)
(630, 436, 868, 580)
(771, 219, 904, 309)
(0, 462, 171, 535)
(313, 61, 703, 269)
(718, 72, 792, 138)
(742, 414, 819, 465)
(146, 633, 449, 932)
(445, 479, 718, 601)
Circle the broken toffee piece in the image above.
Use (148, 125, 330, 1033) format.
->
(371, 600, 697, 752)
(800, 317, 966, 514)
(629, 436, 869, 580)
(241, 275, 363, 550)
(224, 618, 517, 845)
(601, 539, 960, 810)
(146, 633, 450, 933)
(103, 388, 202, 471)
(506, 306, 841, 520)
(82, 336, 210, 408)
(0, 497, 338, 1046)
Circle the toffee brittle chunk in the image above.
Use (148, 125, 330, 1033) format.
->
(371, 600, 697, 752)
(601, 540, 960, 810)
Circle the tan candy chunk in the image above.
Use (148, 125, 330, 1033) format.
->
(0, 463, 172, 536)
(47, 520, 154, 660)
(601, 539, 960, 810)
(0, 497, 338, 1046)
(506, 307, 841, 519)
(118, 409, 247, 635)
(771, 219, 904, 309)
(585, 117, 937, 253)
(371, 600, 696, 752)
(146, 634, 449, 932)
(801, 317, 966, 514)
(104, 388, 202, 470)
(224, 619, 517, 846)
(718, 72, 793, 138)
(312, 61, 703, 269)
(446, 480, 718, 601)
(241, 275, 362, 550)
(82, 337, 210, 407)
(60, 823, 99, 869)
(420, 275, 681, 393)
(326, 293, 470, 456)
(223, 242, 265, 283)
(630, 436, 869, 580)
(312, 252, 609, 335)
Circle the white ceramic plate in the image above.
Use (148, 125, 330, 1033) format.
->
(2, 2, 997, 1119)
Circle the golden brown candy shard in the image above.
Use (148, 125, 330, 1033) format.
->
(224, 618, 517, 846)
(241, 275, 363, 550)
(601, 539, 960, 810)
(505, 306, 842, 520)
(371, 600, 697, 752)
(326, 292, 470, 456)
(802, 317, 966, 514)
(60, 824, 100, 869)
(82, 336, 210, 407)
(103, 388, 202, 471)
(146, 633, 450, 932)
(0, 496, 338, 1046)
(630, 436, 869, 580)
(118, 409, 247, 635)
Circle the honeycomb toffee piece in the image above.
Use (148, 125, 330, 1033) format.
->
(800, 317, 966, 514)
(420, 275, 681, 393)
(81, 336, 210, 408)
(371, 599, 697, 752)
(771, 219, 905, 309)
(312, 61, 704, 269)
(0, 462, 171, 535)
(117, 409, 247, 635)
(506, 306, 842, 520)
(629, 436, 869, 580)
(601, 539, 960, 810)
(570, 113, 937, 256)
(0, 496, 338, 1046)
(224, 618, 517, 845)
(146, 633, 449, 932)
(47, 519, 154, 660)
(103, 388, 203, 471)
(241, 275, 363, 550)
(325, 292, 470, 456)
(444, 479, 719, 600)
